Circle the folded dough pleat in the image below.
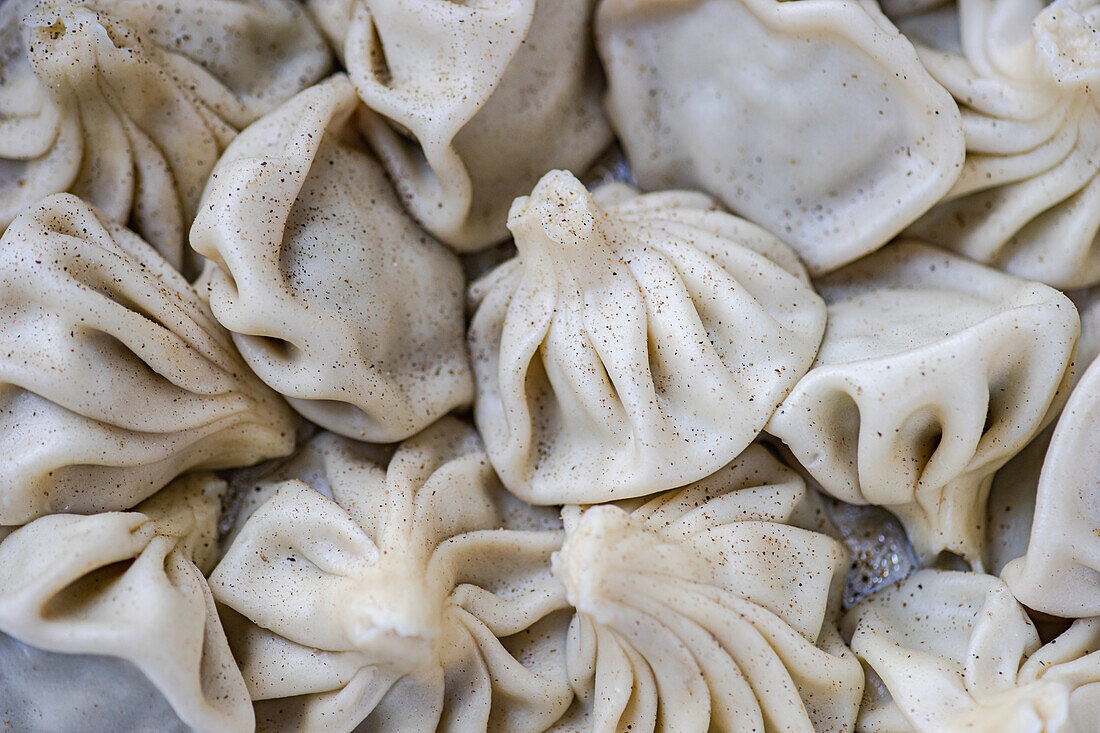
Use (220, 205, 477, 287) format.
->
(0, 474, 254, 733)
(469, 170, 826, 504)
(192, 74, 473, 444)
(0, 194, 296, 525)
(767, 242, 1077, 562)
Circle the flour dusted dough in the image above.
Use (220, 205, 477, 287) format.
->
(905, 0, 1100, 288)
(306, 0, 611, 251)
(597, 0, 965, 274)
(844, 569, 1100, 731)
(768, 242, 1078, 562)
(0, 194, 296, 525)
(0, 0, 331, 270)
(0, 473, 254, 733)
(469, 170, 826, 504)
(552, 444, 864, 732)
(192, 75, 473, 444)
(210, 418, 572, 732)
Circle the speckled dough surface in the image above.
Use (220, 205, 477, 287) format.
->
(469, 170, 826, 505)
(0, 0, 332, 271)
(192, 74, 473, 444)
(597, 0, 965, 275)
(768, 242, 1078, 562)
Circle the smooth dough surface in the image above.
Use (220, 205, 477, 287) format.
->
(597, 0, 965, 274)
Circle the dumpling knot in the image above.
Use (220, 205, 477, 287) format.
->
(340, 559, 442, 673)
(1034, 0, 1100, 88)
(552, 505, 709, 626)
(508, 169, 601, 252)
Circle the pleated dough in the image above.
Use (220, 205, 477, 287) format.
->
(1001, 356, 1100, 617)
(596, 0, 964, 274)
(904, 0, 1100, 288)
(306, 0, 612, 251)
(767, 242, 1078, 562)
(0, 473, 254, 733)
(844, 569, 1100, 732)
(552, 444, 864, 732)
(0, 194, 296, 525)
(0, 0, 331, 271)
(191, 75, 473, 444)
(468, 170, 827, 505)
(209, 418, 574, 732)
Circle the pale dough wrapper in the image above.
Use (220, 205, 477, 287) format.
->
(0, 0, 331, 271)
(0, 194, 296, 525)
(1001, 356, 1100, 617)
(0, 473, 254, 733)
(767, 242, 1078, 563)
(305, 0, 612, 251)
(210, 418, 574, 732)
(551, 444, 864, 732)
(468, 170, 827, 505)
(596, 0, 965, 275)
(192, 75, 473, 444)
(904, 0, 1100, 289)
(844, 569, 1100, 732)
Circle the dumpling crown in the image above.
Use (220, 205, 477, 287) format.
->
(552, 504, 710, 627)
(1034, 0, 1100, 88)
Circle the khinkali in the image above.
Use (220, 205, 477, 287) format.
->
(551, 444, 864, 732)
(0, 0, 331, 271)
(191, 75, 473, 444)
(844, 569, 1100, 731)
(0, 473, 254, 733)
(0, 194, 296, 525)
(596, 0, 965, 274)
(209, 418, 574, 732)
(904, 0, 1100, 289)
(305, 0, 612, 251)
(468, 170, 827, 505)
(767, 242, 1078, 562)
(1001, 356, 1100, 617)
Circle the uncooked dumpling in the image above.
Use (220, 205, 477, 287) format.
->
(210, 418, 573, 732)
(468, 170, 827, 505)
(1002, 357, 1100, 617)
(0, 473, 254, 733)
(767, 242, 1078, 562)
(0, 194, 296, 525)
(597, 0, 965, 274)
(844, 569, 1100, 731)
(552, 444, 864, 732)
(0, 0, 331, 271)
(306, 0, 612, 251)
(904, 0, 1100, 288)
(191, 75, 473, 444)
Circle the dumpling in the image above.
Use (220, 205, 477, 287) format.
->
(209, 418, 574, 732)
(843, 569, 1100, 731)
(0, 194, 296, 525)
(551, 444, 864, 732)
(191, 75, 473, 444)
(0, 473, 254, 733)
(0, 0, 331, 271)
(1001, 356, 1100, 617)
(305, 0, 612, 251)
(596, 0, 965, 274)
(903, 0, 1100, 289)
(468, 170, 827, 505)
(767, 242, 1078, 562)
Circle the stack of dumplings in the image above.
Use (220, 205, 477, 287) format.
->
(0, 0, 1097, 731)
